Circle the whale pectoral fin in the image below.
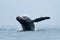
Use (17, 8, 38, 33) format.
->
(32, 17, 50, 22)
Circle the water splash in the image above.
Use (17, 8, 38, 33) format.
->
(19, 13, 30, 17)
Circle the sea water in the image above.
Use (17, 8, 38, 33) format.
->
(0, 26, 60, 40)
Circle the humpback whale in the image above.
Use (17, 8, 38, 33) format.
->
(16, 16, 50, 31)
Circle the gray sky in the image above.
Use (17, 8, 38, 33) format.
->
(0, 0, 60, 28)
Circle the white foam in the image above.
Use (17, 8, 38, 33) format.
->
(19, 13, 30, 17)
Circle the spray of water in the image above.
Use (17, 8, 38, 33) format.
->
(19, 13, 30, 17)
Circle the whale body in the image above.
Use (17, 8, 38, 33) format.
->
(16, 16, 50, 31)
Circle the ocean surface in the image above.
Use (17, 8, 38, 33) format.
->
(0, 26, 60, 40)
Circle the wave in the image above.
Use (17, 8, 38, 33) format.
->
(0, 28, 60, 32)
(0, 28, 16, 31)
(36, 28, 60, 32)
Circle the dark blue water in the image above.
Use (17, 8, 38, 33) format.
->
(0, 26, 60, 40)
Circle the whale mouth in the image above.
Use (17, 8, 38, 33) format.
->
(20, 16, 29, 20)
(16, 16, 29, 21)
